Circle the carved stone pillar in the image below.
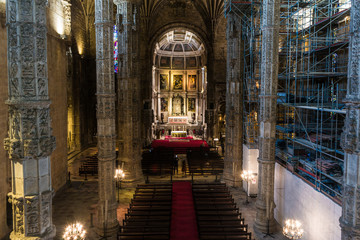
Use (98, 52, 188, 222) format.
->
(222, 13, 243, 187)
(115, 0, 143, 185)
(254, 0, 280, 233)
(339, 0, 360, 238)
(94, 0, 118, 238)
(4, 0, 56, 239)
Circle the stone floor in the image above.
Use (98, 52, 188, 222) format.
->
(53, 174, 287, 240)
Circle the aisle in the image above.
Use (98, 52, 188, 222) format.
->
(170, 182, 199, 240)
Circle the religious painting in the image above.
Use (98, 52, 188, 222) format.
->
(172, 57, 184, 69)
(160, 57, 171, 68)
(188, 75, 197, 91)
(160, 74, 168, 90)
(188, 98, 196, 112)
(173, 75, 183, 90)
(161, 98, 168, 112)
(172, 95, 184, 116)
(186, 57, 197, 68)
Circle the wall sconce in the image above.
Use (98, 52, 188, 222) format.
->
(60, 34, 66, 40)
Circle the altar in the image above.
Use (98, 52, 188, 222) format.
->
(168, 116, 188, 124)
(171, 131, 187, 137)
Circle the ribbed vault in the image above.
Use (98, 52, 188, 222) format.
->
(140, 0, 224, 29)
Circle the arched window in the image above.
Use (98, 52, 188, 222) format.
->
(114, 25, 118, 73)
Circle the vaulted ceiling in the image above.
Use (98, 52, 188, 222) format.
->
(140, 0, 224, 30)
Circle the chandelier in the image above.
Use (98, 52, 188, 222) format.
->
(283, 219, 304, 239)
(114, 168, 125, 181)
(241, 170, 256, 182)
(63, 223, 86, 240)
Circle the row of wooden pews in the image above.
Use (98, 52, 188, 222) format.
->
(142, 148, 174, 177)
(119, 182, 252, 240)
(78, 155, 98, 176)
(119, 184, 172, 239)
(193, 183, 252, 240)
(187, 151, 224, 177)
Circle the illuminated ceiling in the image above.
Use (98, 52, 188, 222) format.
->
(155, 30, 205, 56)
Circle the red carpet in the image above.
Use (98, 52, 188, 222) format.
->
(170, 182, 199, 240)
(152, 139, 209, 149)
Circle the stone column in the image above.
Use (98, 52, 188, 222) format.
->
(115, 0, 143, 185)
(340, 0, 360, 238)
(94, 0, 118, 238)
(4, 0, 56, 239)
(254, 0, 280, 233)
(222, 13, 243, 187)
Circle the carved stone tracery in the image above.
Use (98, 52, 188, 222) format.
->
(254, 0, 280, 233)
(115, 0, 144, 184)
(95, 0, 118, 238)
(5, 1, 56, 239)
(340, 0, 360, 237)
(222, 12, 243, 187)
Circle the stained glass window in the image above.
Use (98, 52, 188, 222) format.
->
(114, 25, 118, 73)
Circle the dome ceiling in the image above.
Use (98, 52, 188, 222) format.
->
(155, 30, 205, 56)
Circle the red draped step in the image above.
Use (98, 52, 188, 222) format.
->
(170, 182, 199, 240)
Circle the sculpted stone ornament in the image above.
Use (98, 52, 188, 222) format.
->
(95, 0, 118, 238)
(5, 0, 56, 239)
(222, 13, 243, 187)
(61, 0, 71, 36)
(115, 0, 144, 186)
(340, 0, 360, 238)
(254, 0, 280, 233)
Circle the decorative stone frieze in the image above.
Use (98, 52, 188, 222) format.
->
(61, 0, 71, 36)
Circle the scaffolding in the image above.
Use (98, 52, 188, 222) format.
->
(225, 0, 350, 204)
(276, 0, 350, 204)
(224, 0, 262, 148)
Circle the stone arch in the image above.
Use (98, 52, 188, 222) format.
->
(148, 22, 212, 63)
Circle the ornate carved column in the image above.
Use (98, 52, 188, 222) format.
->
(340, 0, 360, 238)
(4, 0, 56, 239)
(94, 0, 118, 238)
(222, 13, 243, 187)
(254, 0, 280, 233)
(115, 0, 143, 185)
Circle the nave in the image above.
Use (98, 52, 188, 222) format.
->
(53, 148, 287, 240)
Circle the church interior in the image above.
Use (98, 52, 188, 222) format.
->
(0, 0, 359, 239)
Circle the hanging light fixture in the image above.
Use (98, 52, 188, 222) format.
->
(63, 223, 86, 240)
(240, 170, 256, 204)
(114, 168, 125, 202)
(283, 219, 304, 239)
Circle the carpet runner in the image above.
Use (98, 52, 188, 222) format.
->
(170, 182, 199, 240)
(152, 139, 209, 148)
